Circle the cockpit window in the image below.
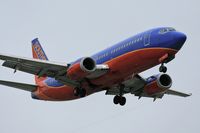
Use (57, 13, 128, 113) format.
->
(159, 27, 176, 34)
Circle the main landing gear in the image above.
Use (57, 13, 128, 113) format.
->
(113, 95, 126, 106)
(73, 87, 86, 97)
(113, 84, 126, 106)
(159, 63, 167, 73)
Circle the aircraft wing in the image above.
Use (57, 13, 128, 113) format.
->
(0, 53, 80, 86)
(0, 54, 109, 87)
(165, 89, 192, 97)
(106, 74, 191, 98)
(0, 53, 69, 76)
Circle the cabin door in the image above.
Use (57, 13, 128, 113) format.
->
(144, 32, 151, 46)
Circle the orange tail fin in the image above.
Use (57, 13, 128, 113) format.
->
(32, 38, 48, 84)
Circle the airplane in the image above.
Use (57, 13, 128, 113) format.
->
(0, 27, 191, 106)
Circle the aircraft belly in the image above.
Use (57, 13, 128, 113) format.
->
(32, 80, 77, 101)
(32, 83, 98, 101)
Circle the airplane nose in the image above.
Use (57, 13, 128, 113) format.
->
(173, 32, 187, 50)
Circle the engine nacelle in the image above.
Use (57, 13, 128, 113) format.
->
(67, 57, 96, 80)
(144, 74, 172, 96)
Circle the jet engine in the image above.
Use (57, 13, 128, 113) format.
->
(67, 57, 96, 80)
(144, 73, 172, 96)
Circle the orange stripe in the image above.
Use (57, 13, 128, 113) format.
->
(105, 47, 177, 64)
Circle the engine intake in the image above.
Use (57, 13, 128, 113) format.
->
(157, 74, 172, 89)
(144, 73, 172, 96)
(80, 57, 96, 72)
(67, 57, 96, 80)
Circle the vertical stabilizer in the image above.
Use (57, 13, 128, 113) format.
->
(32, 38, 48, 84)
(32, 38, 49, 60)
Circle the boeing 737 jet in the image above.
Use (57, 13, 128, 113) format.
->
(0, 27, 191, 106)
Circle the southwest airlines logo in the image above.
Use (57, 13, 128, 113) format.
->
(33, 43, 47, 60)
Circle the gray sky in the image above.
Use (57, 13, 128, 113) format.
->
(0, 0, 199, 133)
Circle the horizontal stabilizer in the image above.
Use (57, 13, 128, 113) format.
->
(0, 80, 37, 92)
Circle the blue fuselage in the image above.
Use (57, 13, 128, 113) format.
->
(45, 27, 187, 87)
(91, 27, 186, 64)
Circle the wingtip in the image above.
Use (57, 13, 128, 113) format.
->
(185, 93, 192, 97)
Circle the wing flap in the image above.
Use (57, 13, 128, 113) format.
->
(0, 80, 37, 92)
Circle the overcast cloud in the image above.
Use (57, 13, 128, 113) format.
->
(0, 0, 199, 133)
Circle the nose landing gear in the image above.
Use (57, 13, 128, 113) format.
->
(158, 54, 175, 73)
(159, 63, 167, 73)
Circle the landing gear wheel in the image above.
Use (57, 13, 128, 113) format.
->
(113, 95, 126, 106)
(113, 95, 120, 104)
(119, 97, 126, 106)
(159, 65, 167, 73)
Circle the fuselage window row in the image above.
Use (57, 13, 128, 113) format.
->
(96, 36, 143, 61)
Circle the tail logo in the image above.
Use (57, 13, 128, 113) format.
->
(33, 43, 47, 60)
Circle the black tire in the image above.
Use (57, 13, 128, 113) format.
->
(119, 97, 126, 106)
(162, 66, 167, 73)
(79, 89, 86, 97)
(159, 66, 167, 73)
(113, 95, 120, 104)
(159, 66, 162, 72)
